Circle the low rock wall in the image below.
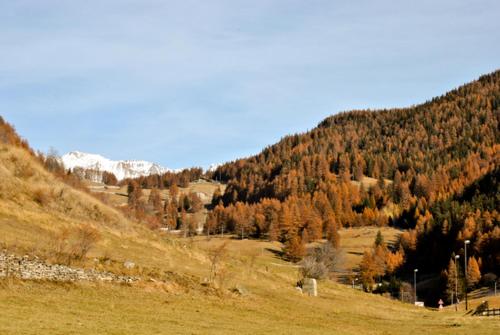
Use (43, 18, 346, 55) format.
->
(0, 252, 137, 283)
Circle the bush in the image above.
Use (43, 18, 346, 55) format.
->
(70, 224, 100, 260)
(33, 188, 52, 206)
(482, 272, 497, 285)
(13, 160, 35, 178)
(208, 242, 229, 287)
(299, 243, 343, 279)
(50, 224, 101, 264)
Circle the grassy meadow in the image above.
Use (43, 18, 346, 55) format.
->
(1, 277, 499, 335)
(1, 143, 499, 334)
(2, 232, 499, 335)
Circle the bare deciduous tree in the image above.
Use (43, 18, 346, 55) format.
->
(299, 243, 344, 280)
(208, 242, 228, 287)
(49, 224, 100, 264)
(71, 224, 100, 260)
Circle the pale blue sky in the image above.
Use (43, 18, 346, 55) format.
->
(1, 0, 499, 169)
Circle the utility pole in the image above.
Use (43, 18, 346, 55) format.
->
(414, 269, 418, 304)
(455, 255, 460, 311)
(464, 240, 470, 311)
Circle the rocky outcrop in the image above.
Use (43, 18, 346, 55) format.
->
(0, 252, 137, 283)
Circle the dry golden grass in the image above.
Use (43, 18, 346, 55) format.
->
(350, 176, 392, 191)
(456, 296, 500, 311)
(0, 144, 207, 273)
(1, 278, 498, 335)
(339, 226, 401, 271)
(2, 144, 498, 334)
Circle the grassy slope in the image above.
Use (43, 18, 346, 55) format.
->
(3, 231, 498, 334)
(338, 226, 401, 270)
(0, 144, 206, 272)
(1, 279, 499, 335)
(1, 143, 498, 334)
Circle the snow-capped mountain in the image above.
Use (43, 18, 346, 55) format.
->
(61, 151, 174, 180)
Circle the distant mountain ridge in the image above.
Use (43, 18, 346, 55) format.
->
(61, 151, 175, 180)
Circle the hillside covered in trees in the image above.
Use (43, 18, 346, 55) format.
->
(4, 70, 498, 306)
(214, 70, 498, 207)
(205, 70, 499, 301)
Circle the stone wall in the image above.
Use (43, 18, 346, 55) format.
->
(0, 252, 137, 283)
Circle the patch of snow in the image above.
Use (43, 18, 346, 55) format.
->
(207, 163, 222, 172)
(61, 151, 175, 180)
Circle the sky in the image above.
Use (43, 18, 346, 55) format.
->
(1, 0, 499, 169)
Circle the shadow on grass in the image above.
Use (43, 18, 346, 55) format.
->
(347, 251, 364, 256)
(265, 248, 284, 259)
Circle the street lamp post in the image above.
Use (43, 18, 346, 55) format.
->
(455, 255, 460, 311)
(414, 269, 418, 304)
(464, 240, 470, 311)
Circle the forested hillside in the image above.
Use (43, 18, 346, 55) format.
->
(214, 71, 499, 206)
(396, 167, 499, 304)
(3, 116, 499, 334)
(5, 70, 497, 306)
(206, 71, 499, 294)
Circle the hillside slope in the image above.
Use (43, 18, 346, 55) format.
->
(0, 142, 205, 274)
(2, 278, 499, 335)
(203, 71, 499, 304)
(215, 70, 499, 207)
(1, 111, 498, 334)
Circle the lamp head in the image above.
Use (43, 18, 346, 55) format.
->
(455, 255, 460, 259)
(465, 240, 470, 245)
(414, 269, 418, 272)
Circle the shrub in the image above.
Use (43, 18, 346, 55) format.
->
(49, 224, 101, 264)
(300, 243, 344, 280)
(14, 162, 35, 178)
(33, 188, 52, 206)
(70, 224, 101, 260)
(208, 242, 228, 287)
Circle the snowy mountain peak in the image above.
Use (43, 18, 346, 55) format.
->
(61, 151, 173, 181)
